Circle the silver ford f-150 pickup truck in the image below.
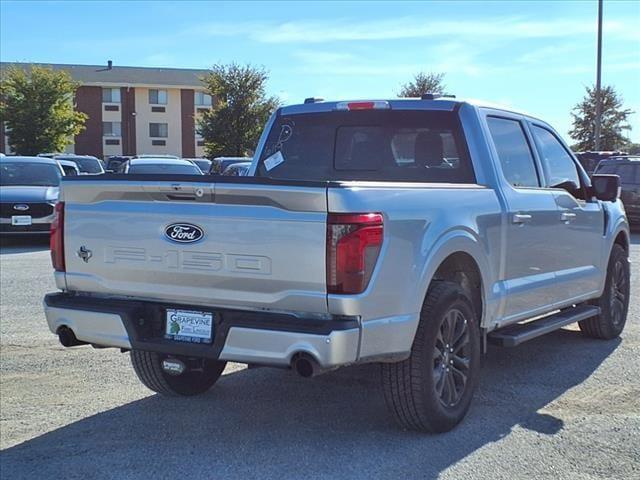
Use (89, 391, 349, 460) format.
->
(44, 97, 631, 432)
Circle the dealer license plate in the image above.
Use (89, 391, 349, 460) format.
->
(165, 309, 214, 344)
(11, 215, 32, 226)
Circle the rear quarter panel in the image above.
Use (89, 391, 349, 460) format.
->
(327, 184, 503, 327)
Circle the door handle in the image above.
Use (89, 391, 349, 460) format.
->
(560, 212, 577, 222)
(512, 213, 532, 224)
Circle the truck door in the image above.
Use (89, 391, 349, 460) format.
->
(529, 124, 605, 302)
(485, 115, 564, 323)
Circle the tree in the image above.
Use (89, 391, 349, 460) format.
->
(198, 63, 279, 158)
(569, 85, 633, 152)
(628, 143, 640, 155)
(398, 72, 446, 97)
(0, 65, 86, 155)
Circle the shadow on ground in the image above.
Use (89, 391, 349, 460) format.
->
(0, 235, 49, 255)
(0, 328, 620, 479)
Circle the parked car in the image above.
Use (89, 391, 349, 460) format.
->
(105, 156, 132, 173)
(43, 97, 630, 433)
(575, 151, 627, 176)
(123, 158, 204, 175)
(222, 161, 251, 176)
(56, 159, 80, 176)
(594, 156, 640, 226)
(0, 156, 63, 235)
(210, 156, 252, 174)
(54, 155, 104, 175)
(183, 158, 212, 173)
(37, 153, 62, 159)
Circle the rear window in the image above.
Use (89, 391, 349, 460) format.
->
(596, 163, 640, 183)
(256, 110, 475, 183)
(128, 163, 202, 175)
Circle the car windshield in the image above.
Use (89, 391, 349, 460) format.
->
(0, 162, 61, 186)
(194, 160, 211, 171)
(128, 163, 203, 175)
(256, 109, 475, 183)
(71, 157, 103, 173)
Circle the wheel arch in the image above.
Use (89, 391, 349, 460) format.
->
(418, 230, 494, 329)
(614, 229, 629, 255)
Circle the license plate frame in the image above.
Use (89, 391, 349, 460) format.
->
(164, 308, 215, 344)
(11, 215, 32, 226)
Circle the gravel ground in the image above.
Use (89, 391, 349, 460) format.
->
(0, 235, 638, 480)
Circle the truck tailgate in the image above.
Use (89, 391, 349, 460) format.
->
(60, 178, 329, 314)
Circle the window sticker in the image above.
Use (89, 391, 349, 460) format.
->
(264, 150, 285, 171)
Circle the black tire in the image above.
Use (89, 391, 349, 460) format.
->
(131, 350, 226, 396)
(579, 244, 630, 339)
(382, 281, 481, 433)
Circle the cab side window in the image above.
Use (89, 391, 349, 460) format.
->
(487, 117, 540, 188)
(531, 125, 581, 189)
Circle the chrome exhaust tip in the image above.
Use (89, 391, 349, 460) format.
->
(291, 353, 322, 378)
(57, 326, 86, 347)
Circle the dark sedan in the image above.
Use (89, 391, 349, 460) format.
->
(0, 157, 62, 235)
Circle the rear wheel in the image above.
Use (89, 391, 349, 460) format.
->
(579, 244, 630, 339)
(131, 350, 226, 396)
(382, 281, 481, 433)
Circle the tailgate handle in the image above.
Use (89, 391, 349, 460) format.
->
(166, 194, 197, 201)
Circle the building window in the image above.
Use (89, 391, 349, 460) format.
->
(152, 139, 166, 146)
(151, 106, 166, 113)
(105, 139, 120, 146)
(195, 92, 212, 106)
(149, 89, 167, 105)
(149, 123, 168, 138)
(104, 104, 120, 112)
(102, 88, 121, 103)
(103, 121, 122, 137)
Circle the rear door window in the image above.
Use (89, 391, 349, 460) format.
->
(257, 110, 475, 183)
(486, 117, 540, 188)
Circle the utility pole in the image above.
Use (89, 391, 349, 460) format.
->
(594, 0, 603, 151)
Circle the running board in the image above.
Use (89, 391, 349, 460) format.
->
(488, 305, 601, 347)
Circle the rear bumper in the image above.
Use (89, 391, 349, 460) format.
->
(43, 293, 361, 368)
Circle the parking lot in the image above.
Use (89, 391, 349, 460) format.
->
(0, 235, 638, 480)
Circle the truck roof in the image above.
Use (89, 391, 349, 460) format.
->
(279, 97, 540, 122)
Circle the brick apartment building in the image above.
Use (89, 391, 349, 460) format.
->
(0, 62, 213, 158)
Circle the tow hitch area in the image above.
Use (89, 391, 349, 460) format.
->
(162, 358, 186, 376)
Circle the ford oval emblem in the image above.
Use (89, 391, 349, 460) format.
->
(13, 204, 30, 211)
(164, 223, 204, 243)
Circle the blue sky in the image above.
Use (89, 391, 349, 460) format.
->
(1, 0, 639, 142)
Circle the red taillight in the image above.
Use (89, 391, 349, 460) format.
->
(327, 213, 383, 295)
(50, 202, 65, 272)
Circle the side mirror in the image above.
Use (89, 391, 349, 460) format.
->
(591, 174, 620, 202)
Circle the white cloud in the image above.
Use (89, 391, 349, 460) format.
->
(189, 17, 638, 44)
